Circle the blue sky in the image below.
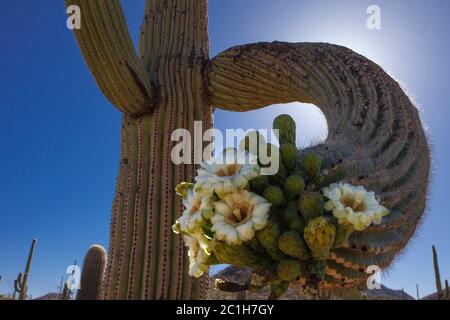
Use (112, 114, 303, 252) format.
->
(0, 0, 449, 298)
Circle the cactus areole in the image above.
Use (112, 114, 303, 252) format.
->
(66, 0, 430, 299)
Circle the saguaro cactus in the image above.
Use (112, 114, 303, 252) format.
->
(14, 239, 37, 300)
(66, 0, 429, 298)
(77, 245, 107, 300)
(432, 245, 443, 299)
(445, 280, 449, 300)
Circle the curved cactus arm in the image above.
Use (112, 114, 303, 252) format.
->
(14, 273, 23, 293)
(65, 0, 155, 115)
(207, 42, 430, 287)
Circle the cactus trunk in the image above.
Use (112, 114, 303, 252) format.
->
(14, 239, 37, 300)
(445, 280, 449, 300)
(77, 245, 107, 300)
(432, 245, 443, 299)
(98, 1, 211, 299)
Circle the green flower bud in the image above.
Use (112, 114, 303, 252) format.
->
(270, 161, 287, 186)
(249, 175, 269, 193)
(298, 192, 324, 221)
(256, 220, 281, 251)
(277, 258, 301, 281)
(300, 153, 321, 181)
(280, 143, 297, 171)
(284, 175, 305, 198)
(246, 236, 265, 254)
(304, 217, 336, 260)
(263, 186, 285, 206)
(211, 241, 259, 267)
(278, 230, 310, 261)
(273, 114, 296, 145)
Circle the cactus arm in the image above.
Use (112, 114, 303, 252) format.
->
(65, 0, 155, 115)
(14, 273, 23, 293)
(207, 42, 430, 288)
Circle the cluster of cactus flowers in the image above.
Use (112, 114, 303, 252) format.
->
(173, 114, 389, 298)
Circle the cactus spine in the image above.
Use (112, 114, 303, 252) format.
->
(432, 245, 443, 299)
(77, 245, 107, 300)
(67, 1, 430, 294)
(14, 239, 37, 300)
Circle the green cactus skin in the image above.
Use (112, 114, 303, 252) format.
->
(273, 115, 296, 145)
(284, 175, 305, 199)
(263, 186, 286, 206)
(249, 175, 269, 194)
(278, 230, 309, 261)
(277, 259, 301, 281)
(280, 143, 298, 171)
(67, 1, 430, 292)
(77, 245, 107, 300)
(256, 221, 281, 252)
(268, 281, 289, 300)
(432, 245, 443, 300)
(14, 239, 37, 300)
(298, 192, 324, 222)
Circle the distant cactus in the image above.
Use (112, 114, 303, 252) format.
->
(77, 245, 107, 300)
(445, 280, 449, 300)
(14, 239, 37, 300)
(432, 245, 443, 299)
(61, 283, 71, 300)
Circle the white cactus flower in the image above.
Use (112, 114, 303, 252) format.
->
(323, 182, 389, 231)
(211, 190, 271, 245)
(176, 188, 214, 233)
(183, 233, 210, 278)
(195, 148, 259, 197)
